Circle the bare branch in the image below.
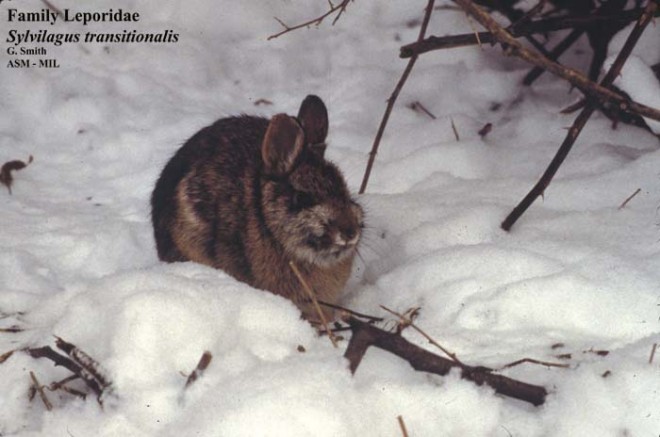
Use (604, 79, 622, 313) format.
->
(359, 0, 436, 194)
(268, 0, 352, 40)
(343, 317, 548, 406)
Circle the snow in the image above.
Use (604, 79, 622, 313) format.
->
(1, 1, 660, 436)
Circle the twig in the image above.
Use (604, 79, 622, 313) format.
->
(560, 99, 587, 114)
(650, 343, 657, 364)
(380, 305, 464, 366)
(267, 0, 352, 40)
(450, 117, 460, 141)
(184, 351, 213, 390)
(618, 188, 641, 210)
(1, 155, 33, 194)
(48, 375, 80, 391)
(501, 0, 658, 231)
(478, 123, 493, 138)
(0, 349, 14, 363)
(48, 376, 87, 400)
(359, 0, 436, 194)
(407, 101, 437, 119)
(289, 261, 338, 348)
(30, 371, 53, 411)
(318, 300, 384, 322)
(343, 317, 548, 406)
(500, 357, 570, 370)
(397, 415, 410, 437)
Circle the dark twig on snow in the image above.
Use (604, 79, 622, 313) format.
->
(267, 0, 352, 40)
(500, 357, 570, 370)
(618, 188, 641, 210)
(650, 343, 657, 365)
(0, 349, 15, 363)
(359, 0, 436, 194)
(184, 351, 213, 390)
(343, 317, 548, 406)
(1, 155, 33, 194)
(407, 101, 437, 120)
(397, 415, 410, 437)
(501, 0, 658, 231)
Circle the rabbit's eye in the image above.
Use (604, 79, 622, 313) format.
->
(291, 190, 316, 210)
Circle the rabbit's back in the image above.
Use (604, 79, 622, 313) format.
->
(151, 116, 269, 279)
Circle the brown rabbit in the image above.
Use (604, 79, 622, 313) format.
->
(151, 95, 363, 321)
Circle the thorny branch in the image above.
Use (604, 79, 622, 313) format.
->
(501, 0, 658, 231)
(343, 316, 548, 406)
(446, 0, 660, 124)
(400, 7, 654, 57)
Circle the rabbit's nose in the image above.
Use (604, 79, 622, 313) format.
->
(334, 228, 359, 247)
(334, 234, 349, 247)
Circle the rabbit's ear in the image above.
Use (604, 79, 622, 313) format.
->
(262, 114, 305, 177)
(297, 95, 328, 153)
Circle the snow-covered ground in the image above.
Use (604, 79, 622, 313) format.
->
(1, 1, 659, 436)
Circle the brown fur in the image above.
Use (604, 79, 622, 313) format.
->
(151, 96, 363, 321)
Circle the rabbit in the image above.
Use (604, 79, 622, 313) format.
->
(151, 95, 364, 322)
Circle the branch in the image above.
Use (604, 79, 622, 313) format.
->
(400, 7, 654, 57)
(407, 2, 660, 123)
(358, 0, 436, 194)
(25, 338, 113, 400)
(501, 0, 658, 231)
(267, 0, 352, 40)
(343, 317, 548, 406)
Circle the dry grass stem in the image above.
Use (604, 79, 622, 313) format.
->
(380, 305, 464, 366)
(29, 371, 53, 411)
(397, 415, 410, 437)
(289, 261, 338, 348)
